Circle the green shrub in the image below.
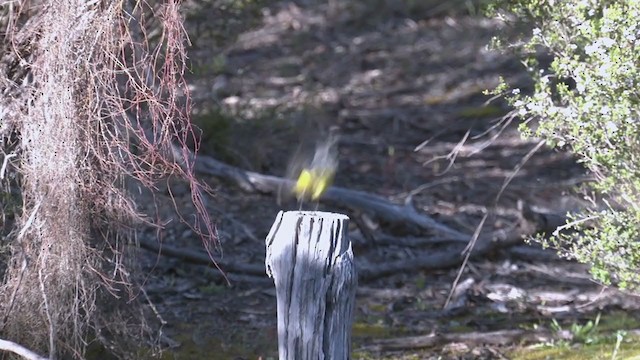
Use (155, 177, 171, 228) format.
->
(490, 1, 640, 291)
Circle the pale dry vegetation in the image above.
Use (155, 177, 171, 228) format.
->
(0, 0, 212, 358)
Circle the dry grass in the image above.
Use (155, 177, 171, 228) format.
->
(0, 0, 212, 358)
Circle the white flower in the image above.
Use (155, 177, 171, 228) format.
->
(600, 37, 615, 48)
(600, 106, 610, 115)
(585, 43, 599, 55)
(560, 107, 576, 118)
(624, 27, 637, 42)
(512, 88, 521, 95)
(585, 37, 615, 57)
(526, 102, 543, 112)
(598, 62, 611, 77)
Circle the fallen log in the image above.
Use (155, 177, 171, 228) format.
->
(155, 145, 569, 280)
(173, 145, 470, 242)
(137, 215, 537, 281)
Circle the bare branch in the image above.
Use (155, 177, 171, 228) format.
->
(0, 338, 48, 360)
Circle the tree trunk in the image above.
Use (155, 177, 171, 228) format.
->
(266, 211, 357, 360)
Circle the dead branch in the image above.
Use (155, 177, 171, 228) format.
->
(137, 237, 265, 276)
(139, 213, 570, 282)
(137, 212, 541, 282)
(162, 144, 574, 280)
(152, 141, 570, 280)
(0, 338, 48, 360)
(508, 245, 561, 262)
(352, 233, 469, 247)
(358, 216, 536, 280)
(172, 145, 471, 242)
(362, 328, 553, 352)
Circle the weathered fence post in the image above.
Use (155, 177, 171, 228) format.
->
(265, 211, 357, 360)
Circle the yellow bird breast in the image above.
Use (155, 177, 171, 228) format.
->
(293, 168, 333, 201)
(294, 169, 314, 200)
(310, 172, 330, 200)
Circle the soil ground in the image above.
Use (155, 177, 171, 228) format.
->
(136, 2, 640, 359)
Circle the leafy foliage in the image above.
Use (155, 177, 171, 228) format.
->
(490, 1, 640, 291)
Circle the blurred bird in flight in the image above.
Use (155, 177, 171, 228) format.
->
(283, 128, 339, 208)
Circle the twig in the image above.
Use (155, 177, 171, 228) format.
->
(0, 153, 16, 180)
(38, 267, 55, 359)
(17, 199, 42, 241)
(398, 176, 461, 199)
(496, 140, 546, 201)
(445, 139, 545, 309)
(1, 199, 43, 330)
(421, 129, 470, 175)
(552, 215, 598, 237)
(443, 211, 487, 309)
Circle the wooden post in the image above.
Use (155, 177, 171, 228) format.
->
(265, 211, 357, 360)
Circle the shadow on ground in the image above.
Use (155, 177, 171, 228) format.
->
(136, 2, 640, 359)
